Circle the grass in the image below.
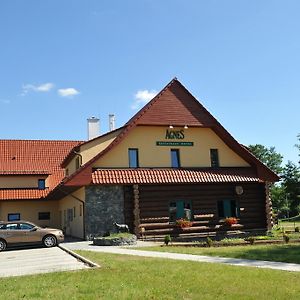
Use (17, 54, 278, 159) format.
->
(137, 243, 300, 264)
(97, 232, 134, 239)
(1, 251, 300, 299)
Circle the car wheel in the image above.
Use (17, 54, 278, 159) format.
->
(43, 235, 57, 248)
(0, 239, 7, 251)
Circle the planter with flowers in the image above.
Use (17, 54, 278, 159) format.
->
(175, 218, 193, 230)
(223, 217, 238, 229)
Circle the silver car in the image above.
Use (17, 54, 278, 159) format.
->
(0, 221, 64, 251)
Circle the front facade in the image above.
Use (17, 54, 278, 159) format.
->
(0, 79, 279, 239)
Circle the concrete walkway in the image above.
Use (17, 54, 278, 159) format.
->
(62, 241, 300, 272)
(0, 246, 90, 278)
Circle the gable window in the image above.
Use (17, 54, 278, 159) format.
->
(169, 200, 192, 223)
(210, 149, 219, 168)
(217, 200, 239, 218)
(38, 212, 50, 220)
(171, 149, 180, 168)
(128, 148, 139, 168)
(38, 179, 46, 190)
(8, 213, 20, 221)
(75, 157, 81, 170)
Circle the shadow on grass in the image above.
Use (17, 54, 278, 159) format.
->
(223, 244, 300, 264)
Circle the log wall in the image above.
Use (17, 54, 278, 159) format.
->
(124, 183, 267, 235)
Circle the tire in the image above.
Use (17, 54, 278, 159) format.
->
(0, 239, 7, 252)
(43, 235, 57, 248)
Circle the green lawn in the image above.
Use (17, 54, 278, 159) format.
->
(137, 243, 300, 264)
(1, 251, 300, 299)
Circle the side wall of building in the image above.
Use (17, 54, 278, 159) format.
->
(0, 200, 59, 228)
(58, 188, 85, 239)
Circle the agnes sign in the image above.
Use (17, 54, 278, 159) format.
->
(165, 129, 185, 140)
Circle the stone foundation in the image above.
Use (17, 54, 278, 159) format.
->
(85, 185, 125, 239)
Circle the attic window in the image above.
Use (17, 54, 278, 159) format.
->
(75, 157, 81, 170)
(38, 179, 46, 190)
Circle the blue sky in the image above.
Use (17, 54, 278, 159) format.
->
(0, 1, 299, 165)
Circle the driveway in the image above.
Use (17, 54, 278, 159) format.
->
(0, 246, 90, 278)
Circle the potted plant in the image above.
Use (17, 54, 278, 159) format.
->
(175, 218, 193, 229)
(224, 217, 238, 227)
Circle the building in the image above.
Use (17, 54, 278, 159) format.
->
(0, 79, 279, 239)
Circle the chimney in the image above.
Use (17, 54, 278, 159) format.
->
(87, 116, 100, 140)
(109, 114, 115, 131)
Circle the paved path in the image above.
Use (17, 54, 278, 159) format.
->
(0, 246, 89, 278)
(63, 241, 300, 272)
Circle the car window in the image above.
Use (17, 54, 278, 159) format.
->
(0, 224, 6, 230)
(19, 223, 34, 230)
(6, 223, 19, 230)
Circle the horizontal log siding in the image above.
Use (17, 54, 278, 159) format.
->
(138, 183, 267, 231)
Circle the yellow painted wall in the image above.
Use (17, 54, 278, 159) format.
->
(65, 129, 121, 175)
(93, 126, 250, 168)
(0, 175, 48, 188)
(0, 200, 59, 228)
(58, 187, 85, 239)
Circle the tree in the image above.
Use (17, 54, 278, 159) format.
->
(247, 144, 283, 174)
(281, 161, 300, 217)
(248, 144, 284, 215)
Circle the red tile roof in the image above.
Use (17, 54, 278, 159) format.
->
(0, 140, 81, 200)
(0, 189, 48, 201)
(91, 168, 261, 185)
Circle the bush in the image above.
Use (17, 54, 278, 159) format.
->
(283, 234, 290, 243)
(164, 235, 172, 246)
(206, 237, 213, 247)
(295, 227, 299, 233)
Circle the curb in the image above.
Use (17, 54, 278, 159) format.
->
(59, 244, 100, 268)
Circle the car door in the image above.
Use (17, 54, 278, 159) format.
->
(4, 223, 23, 244)
(19, 223, 41, 243)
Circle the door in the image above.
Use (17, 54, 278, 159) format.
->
(19, 222, 41, 243)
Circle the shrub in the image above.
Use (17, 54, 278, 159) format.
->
(244, 236, 255, 245)
(175, 218, 193, 228)
(224, 217, 238, 226)
(283, 234, 290, 243)
(206, 237, 213, 247)
(295, 227, 299, 233)
(164, 235, 172, 246)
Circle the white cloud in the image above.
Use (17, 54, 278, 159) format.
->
(21, 82, 54, 95)
(131, 89, 157, 109)
(57, 88, 80, 98)
(0, 99, 10, 104)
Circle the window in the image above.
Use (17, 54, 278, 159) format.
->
(128, 148, 139, 168)
(171, 149, 180, 168)
(75, 157, 81, 170)
(38, 179, 46, 190)
(8, 213, 20, 221)
(20, 223, 35, 230)
(38, 212, 50, 220)
(73, 207, 76, 218)
(217, 200, 239, 218)
(210, 149, 219, 168)
(79, 204, 83, 217)
(169, 200, 192, 223)
(6, 223, 19, 230)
